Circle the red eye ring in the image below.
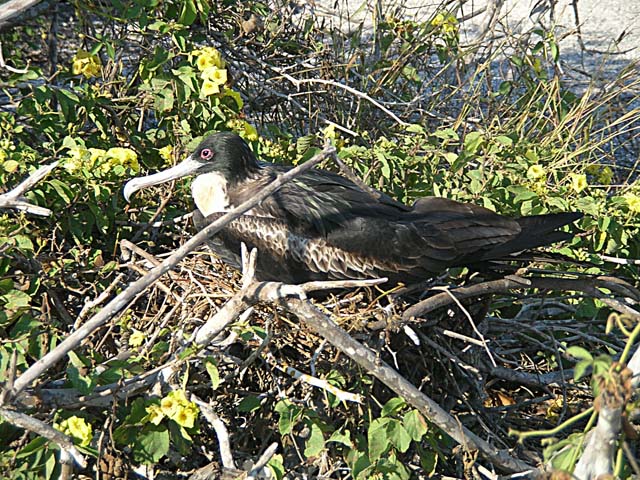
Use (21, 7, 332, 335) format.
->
(200, 148, 213, 160)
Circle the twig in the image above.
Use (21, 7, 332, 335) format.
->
(599, 254, 640, 265)
(0, 407, 87, 469)
(74, 273, 126, 329)
(192, 397, 236, 470)
(0, 161, 58, 216)
(6, 144, 336, 401)
(440, 287, 496, 368)
(246, 443, 278, 480)
(290, 78, 410, 126)
(265, 351, 363, 403)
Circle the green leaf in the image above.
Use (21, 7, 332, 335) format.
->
(1, 289, 31, 310)
(327, 429, 352, 447)
(405, 124, 424, 134)
(566, 346, 593, 362)
(463, 131, 484, 154)
(296, 135, 316, 155)
(387, 421, 411, 453)
(573, 359, 591, 381)
(3, 160, 19, 173)
(204, 357, 220, 390)
(403, 409, 427, 441)
(433, 128, 459, 141)
(275, 400, 303, 435)
(495, 135, 513, 146)
(133, 424, 170, 464)
(304, 422, 325, 458)
(368, 418, 391, 462)
(67, 363, 96, 395)
(12, 235, 34, 251)
(48, 179, 73, 203)
(498, 81, 512, 95)
(381, 397, 406, 417)
(154, 88, 175, 112)
(418, 445, 438, 475)
(238, 395, 261, 413)
(178, 0, 197, 25)
(509, 185, 538, 204)
(267, 454, 285, 480)
(550, 41, 559, 62)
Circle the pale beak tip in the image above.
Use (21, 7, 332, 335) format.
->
(123, 181, 136, 203)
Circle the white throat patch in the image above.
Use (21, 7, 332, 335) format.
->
(191, 172, 231, 216)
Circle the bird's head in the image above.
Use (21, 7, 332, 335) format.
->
(123, 132, 259, 202)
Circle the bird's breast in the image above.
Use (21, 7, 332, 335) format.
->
(191, 172, 231, 216)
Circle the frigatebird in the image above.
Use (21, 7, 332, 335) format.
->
(124, 132, 581, 284)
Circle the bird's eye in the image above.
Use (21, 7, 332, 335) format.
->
(200, 148, 213, 160)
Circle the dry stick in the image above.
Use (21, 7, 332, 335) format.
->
(0, 161, 58, 216)
(7, 144, 337, 400)
(0, 0, 43, 26)
(246, 443, 279, 480)
(291, 78, 410, 127)
(0, 407, 86, 468)
(281, 297, 534, 474)
(402, 275, 640, 322)
(193, 398, 237, 470)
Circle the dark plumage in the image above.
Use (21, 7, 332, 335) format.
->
(124, 132, 582, 284)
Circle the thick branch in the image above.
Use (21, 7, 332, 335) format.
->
(402, 275, 640, 322)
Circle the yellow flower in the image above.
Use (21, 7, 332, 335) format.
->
(159, 390, 199, 428)
(322, 123, 337, 140)
(624, 194, 640, 213)
(56, 416, 92, 446)
(431, 12, 458, 35)
(145, 404, 165, 425)
(105, 147, 140, 173)
(201, 66, 228, 96)
(193, 47, 225, 70)
(129, 329, 145, 347)
(526, 164, 546, 180)
(62, 146, 89, 173)
(160, 395, 179, 416)
(569, 173, 587, 193)
(88, 148, 106, 163)
(0, 149, 6, 162)
(158, 145, 173, 162)
(174, 404, 198, 429)
(71, 50, 102, 79)
(598, 166, 614, 185)
(202, 79, 222, 96)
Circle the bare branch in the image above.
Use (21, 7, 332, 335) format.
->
(291, 78, 410, 127)
(0, 407, 87, 469)
(247, 443, 278, 480)
(0, 0, 44, 29)
(402, 275, 640, 322)
(0, 161, 58, 216)
(193, 398, 237, 470)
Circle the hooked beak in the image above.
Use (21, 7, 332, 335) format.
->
(123, 155, 202, 202)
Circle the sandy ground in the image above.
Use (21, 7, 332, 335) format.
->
(312, 0, 639, 77)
